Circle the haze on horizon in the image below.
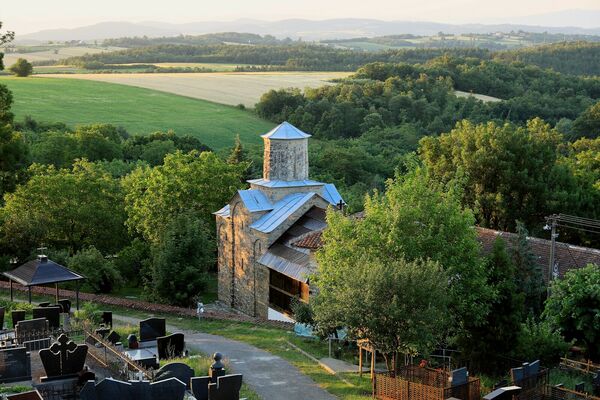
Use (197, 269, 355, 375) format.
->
(2, 0, 600, 35)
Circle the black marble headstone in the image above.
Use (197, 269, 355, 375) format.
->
(209, 374, 243, 400)
(11, 310, 26, 328)
(33, 306, 61, 330)
(5, 390, 44, 400)
(575, 382, 585, 393)
(101, 312, 112, 328)
(38, 302, 50, 308)
(106, 331, 121, 345)
(191, 376, 211, 400)
(0, 307, 5, 330)
(15, 318, 49, 346)
(139, 318, 166, 342)
(94, 328, 110, 339)
(58, 299, 72, 314)
(0, 346, 32, 383)
(39, 334, 88, 380)
(150, 377, 186, 400)
(89, 377, 132, 400)
(156, 333, 184, 360)
(80, 377, 186, 400)
(154, 362, 194, 389)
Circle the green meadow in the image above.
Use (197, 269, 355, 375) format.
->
(0, 76, 274, 149)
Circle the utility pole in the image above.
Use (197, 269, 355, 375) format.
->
(545, 215, 558, 297)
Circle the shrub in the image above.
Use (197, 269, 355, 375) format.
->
(67, 247, 122, 293)
(8, 58, 33, 77)
(514, 318, 571, 366)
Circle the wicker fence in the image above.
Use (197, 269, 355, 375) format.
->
(549, 386, 600, 400)
(373, 366, 480, 400)
(513, 369, 550, 400)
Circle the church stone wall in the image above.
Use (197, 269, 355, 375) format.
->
(263, 138, 309, 181)
(216, 204, 270, 318)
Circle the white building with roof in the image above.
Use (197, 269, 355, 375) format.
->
(214, 122, 344, 320)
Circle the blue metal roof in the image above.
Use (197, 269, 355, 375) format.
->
(248, 178, 324, 188)
(238, 190, 273, 212)
(213, 204, 231, 217)
(250, 192, 316, 233)
(261, 121, 311, 140)
(322, 183, 345, 206)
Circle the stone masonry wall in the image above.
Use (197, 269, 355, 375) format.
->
(263, 138, 309, 181)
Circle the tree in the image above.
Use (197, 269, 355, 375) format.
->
(513, 222, 545, 317)
(543, 264, 600, 360)
(67, 246, 122, 293)
(9, 58, 33, 77)
(124, 151, 246, 243)
(147, 212, 213, 306)
(0, 160, 128, 257)
(572, 101, 600, 139)
(419, 119, 562, 232)
(0, 125, 29, 199)
(0, 22, 15, 71)
(458, 237, 524, 374)
(313, 248, 449, 371)
(315, 166, 490, 347)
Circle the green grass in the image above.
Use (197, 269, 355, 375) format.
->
(0, 76, 273, 150)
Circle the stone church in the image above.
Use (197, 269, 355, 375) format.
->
(214, 122, 344, 320)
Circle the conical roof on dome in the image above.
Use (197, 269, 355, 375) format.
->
(261, 121, 311, 140)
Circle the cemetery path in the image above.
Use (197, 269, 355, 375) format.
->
(114, 315, 338, 400)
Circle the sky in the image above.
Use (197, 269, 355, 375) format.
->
(2, 0, 600, 34)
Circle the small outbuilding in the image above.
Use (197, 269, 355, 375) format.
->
(3, 254, 85, 309)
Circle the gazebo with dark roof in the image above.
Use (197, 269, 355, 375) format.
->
(3, 255, 85, 309)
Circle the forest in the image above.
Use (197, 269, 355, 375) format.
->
(55, 40, 600, 76)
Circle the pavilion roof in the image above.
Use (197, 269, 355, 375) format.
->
(3, 256, 85, 286)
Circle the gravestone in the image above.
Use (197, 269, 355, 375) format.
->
(15, 318, 50, 349)
(38, 302, 50, 308)
(58, 299, 71, 314)
(156, 333, 185, 360)
(150, 377, 186, 400)
(136, 356, 159, 370)
(575, 382, 585, 393)
(39, 333, 88, 381)
(32, 306, 61, 330)
(139, 318, 166, 342)
(191, 376, 211, 400)
(106, 331, 121, 345)
(593, 373, 599, 396)
(11, 310, 26, 328)
(5, 390, 44, 400)
(80, 376, 186, 400)
(0, 307, 5, 330)
(128, 334, 139, 349)
(451, 367, 468, 386)
(209, 374, 243, 400)
(154, 362, 194, 389)
(101, 311, 112, 328)
(0, 346, 32, 383)
(483, 386, 522, 400)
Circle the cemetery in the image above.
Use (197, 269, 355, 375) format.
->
(0, 255, 246, 400)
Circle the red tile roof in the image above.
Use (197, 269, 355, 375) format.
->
(292, 227, 600, 281)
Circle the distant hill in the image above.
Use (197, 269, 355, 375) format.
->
(16, 13, 600, 42)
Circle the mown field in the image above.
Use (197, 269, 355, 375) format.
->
(3, 46, 124, 65)
(35, 71, 351, 107)
(0, 76, 274, 149)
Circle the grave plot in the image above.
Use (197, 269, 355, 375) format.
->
(373, 365, 481, 400)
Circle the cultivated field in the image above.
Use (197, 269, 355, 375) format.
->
(0, 76, 274, 149)
(36, 71, 351, 107)
(3, 46, 124, 65)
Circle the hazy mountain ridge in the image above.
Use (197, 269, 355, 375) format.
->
(16, 11, 600, 43)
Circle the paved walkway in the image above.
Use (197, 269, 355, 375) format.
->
(114, 315, 337, 400)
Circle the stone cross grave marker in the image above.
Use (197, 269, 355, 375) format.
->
(39, 333, 88, 380)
